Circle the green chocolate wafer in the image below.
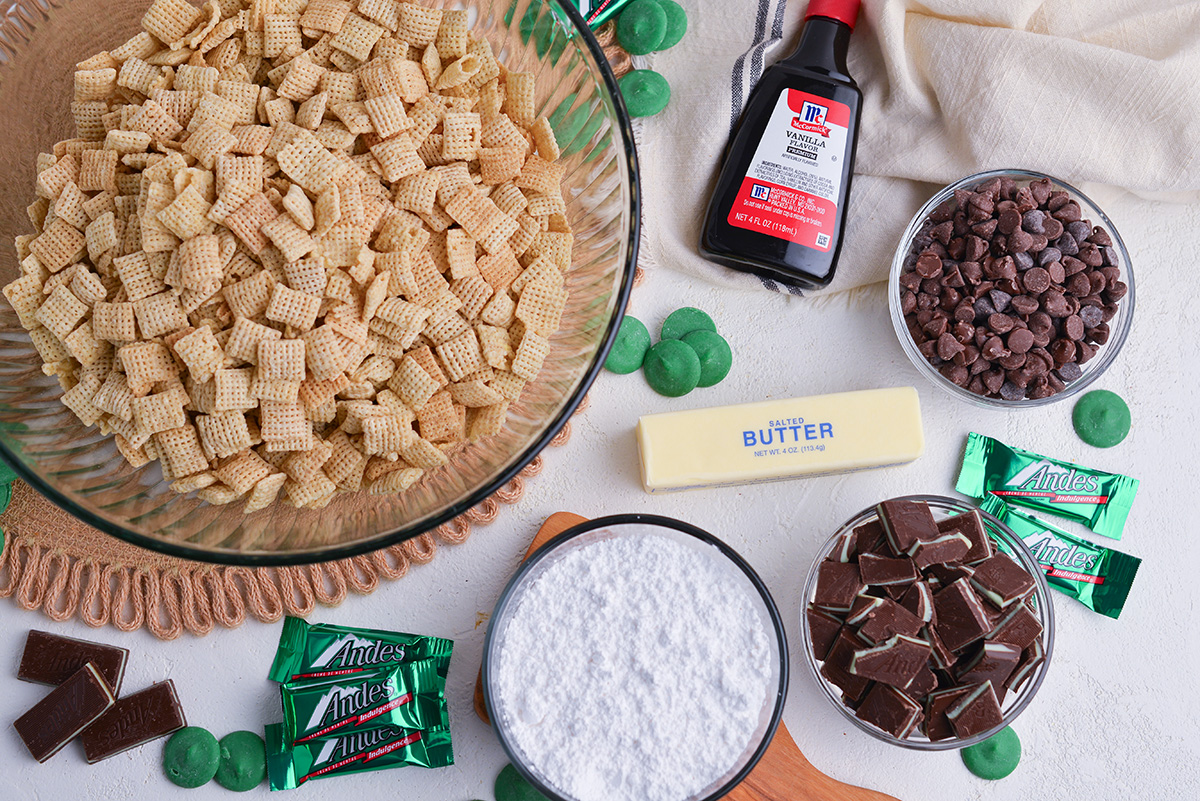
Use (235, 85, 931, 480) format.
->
(605, 316, 651, 374)
(618, 70, 671, 118)
(215, 731, 266, 792)
(495, 763, 552, 801)
(1072, 390, 1131, 448)
(616, 0, 667, 55)
(682, 330, 732, 387)
(653, 0, 688, 50)
(961, 726, 1021, 780)
(661, 307, 717, 341)
(163, 727, 220, 789)
(643, 339, 701, 397)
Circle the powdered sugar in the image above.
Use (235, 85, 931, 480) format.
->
(494, 528, 776, 801)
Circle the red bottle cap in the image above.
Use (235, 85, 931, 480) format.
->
(806, 0, 861, 30)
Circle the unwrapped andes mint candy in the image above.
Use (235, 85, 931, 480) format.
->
(855, 684, 924, 739)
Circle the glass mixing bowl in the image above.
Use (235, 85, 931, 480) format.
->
(888, 169, 1134, 409)
(800, 495, 1055, 750)
(482, 514, 789, 801)
(0, 0, 637, 564)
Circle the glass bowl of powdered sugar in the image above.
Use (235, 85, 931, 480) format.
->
(482, 514, 788, 801)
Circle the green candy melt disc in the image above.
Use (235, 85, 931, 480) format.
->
(618, 70, 671, 118)
(163, 727, 220, 789)
(604, 315, 652, 374)
(1072, 389, 1131, 448)
(495, 763, 552, 801)
(660, 307, 717, 341)
(215, 730, 266, 792)
(643, 339, 701, 397)
(653, 0, 688, 50)
(616, 0, 667, 55)
(681, 329, 732, 387)
(961, 726, 1021, 780)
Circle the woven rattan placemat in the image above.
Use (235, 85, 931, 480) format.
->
(0, 411, 575, 640)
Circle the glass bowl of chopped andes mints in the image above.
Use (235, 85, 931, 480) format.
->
(801, 495, 1055, 750)
(888, 169, 1134, 408)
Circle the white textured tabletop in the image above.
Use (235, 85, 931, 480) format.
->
(3, 196, 1198, 800)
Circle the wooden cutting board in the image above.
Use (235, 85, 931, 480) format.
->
(474, 512, 902, 801)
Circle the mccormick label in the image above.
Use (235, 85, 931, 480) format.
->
(727, 89, 851, 251)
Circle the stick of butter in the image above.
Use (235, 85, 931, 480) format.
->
(636, 387, 924, 492)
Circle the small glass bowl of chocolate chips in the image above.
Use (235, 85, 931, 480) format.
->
(889, 169, 1134, 406)
(801, 495, 1054, 749)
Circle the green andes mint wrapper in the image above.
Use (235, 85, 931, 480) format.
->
(269, 616, 453, 683)
(265, 722, 453, 790)
(982, 495, 1140, 619)
(281, 658, 448, 746)
(957, 431, 1139, 540)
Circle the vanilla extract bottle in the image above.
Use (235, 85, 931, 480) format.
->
(700, 0, 862, 289)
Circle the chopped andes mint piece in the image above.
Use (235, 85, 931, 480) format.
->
(806, 605, 845, 661)
(912, 531, 972, 569)
(853, 519, 887, 555)
(937, 510, 993, 563)
(820, 661, 873, 703)
(946, 682, 1005, 738)
(825, 628, 868, 673)
(929, 562, 976, 585)
(857, 599, 925, 644)
(845, 594, 886, 626)
(933, 578, 993, 651)
(15, 663, 116, 762)
(849, 634, 931, 689)
(923, 625, 959, 671)
(955, 643, 1022, 691)
(858, 553, 920, 586)
(987, 604, 1044, 650)
(970, 553, 1036, 609)
(830, 527, 859, 562)
(903, 665, 939, 699)
(877, 499, 940, 556)
(924, 685, 973, 741)
(1004, 639, 1046, 693)
(856, 684, 924, 739)
(901, 581, 937, 626)
(814, 561, 865, 612)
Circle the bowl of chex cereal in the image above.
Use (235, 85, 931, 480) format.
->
(0, 0, 638, 563)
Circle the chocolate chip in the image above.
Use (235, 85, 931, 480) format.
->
(1050, 338, 1076, 365)
(997, 351, 1026, 370)
(1020, 209, 1045, 234)
(1007, 328, 1034, 353)
(1055, 234, 1079, 257)
(999, 381, 1025, 401)
(1009, 294, 1039, 316)
(1012, 251, 1034, 271)
(1079, 305, 1104, 328)
(1022, 267, 1050, 294)
(1047, 261, 1066, 284)
(1077, 242, 1103, 267)
(959, 261, 983, 284)
(940, 362, 970, 386)
(1063, 315, 1084, 341)
(1089, 322, 1111, 345)
(1090, 226, 1113, 247)
(972, 218, 998, 239)
(1041, 291, 1071, 317)
(1029, 179, 1051, 205)
(901, 291, 917, 315)
(1028, 379, 1055, 399)
(923, 316, 949, 339)
(1077, 341, 1097, 364)
(1065, 272, 1092, 297)
(1015, 187, 1036, 213)
(1047, 191, 1069, 211)
(1065, 221, 1090, 244)
(936, 332, 965, 360)
(988, 289, 1012, 313)
(1056, 362, 1082, 382)
(954, 301, 976, 323)
(954, 344, 981, 367)
(1106, 281, 1128, 301)
(1053, 201, 1082, 222)
(973, 297, 997, 319)
(987, 313, 1016, 334)
(981, 336, 1007, 361)
(915, 253, 942, 278)
(1041, 216, 1064, 240)
(997, 208, 1022, 235)
(939, 288, 962, 311)
(1008, 227, 1033, 253)
(1037, 247, 1061, 267)
(1027, 311, 1053, 335)
(982, 369, 1005, 393)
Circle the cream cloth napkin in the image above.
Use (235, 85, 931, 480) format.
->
(638, 0, 1200, 295)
